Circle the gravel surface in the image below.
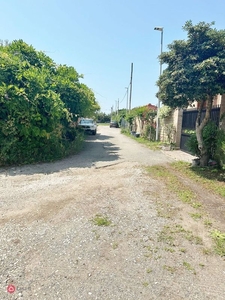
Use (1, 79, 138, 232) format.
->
(0, 125, 225, 299)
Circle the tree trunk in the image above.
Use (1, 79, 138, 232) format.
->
(195, 96, 213, 167)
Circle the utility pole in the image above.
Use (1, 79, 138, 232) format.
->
(129, 63, 133, 112)
(118, 99, 119, 115)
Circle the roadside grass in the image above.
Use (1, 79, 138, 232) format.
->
(171, 161, 225, 198)
(146, 162, 225, 256)
(121, 129, 162, 150)
(158, 224, 203, 247)
(146, 165, 198, 208)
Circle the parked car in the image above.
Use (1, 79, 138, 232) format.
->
(78, 118, 97, 135)
(110, 121, 119, 128)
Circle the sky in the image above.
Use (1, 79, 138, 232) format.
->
(1, 0, 225, 113)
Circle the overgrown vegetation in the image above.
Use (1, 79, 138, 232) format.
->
(0, 40, 100, 165)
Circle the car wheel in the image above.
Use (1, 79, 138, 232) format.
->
(92, 130, 96, 135)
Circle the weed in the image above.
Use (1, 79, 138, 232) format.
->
(191, 202, 202, 209)
(143, 245, 152, 251)
(164, 247, 175, 253)
(202, 248, 212, 255)
(184, 232, 203, 245)
(158, 226, 175, 246)
(190, 212, 202, 220)
(179, 248, 187, 253)
(174, 224, 186, 233)
(183, 261, 196, 274)
(199, 263, 205, 267)
(92, 214, 111, 226)
(143, 282, 149, 287)
(146, 268, 152, 273)
(112, 242, 118, 249)
(204, 219, 212, 227)
(163, 265, 176, 274)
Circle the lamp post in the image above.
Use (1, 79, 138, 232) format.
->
(154, 26, 163, 141)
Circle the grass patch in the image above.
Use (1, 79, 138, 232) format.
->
(111, 242, 118, 249)
(164, 247, 175, 253)
(190, 212, 202, 220)
(163, 265, 176, 274)
(121, 129, 162, 150)
(202, 248, 212, 255)
(191, 202, 202, 209)
(183, 261, 196, 274)
(146, 165, 198, 208)
(158, 225, 175, 246)
(204, 219, 212, 227)
(211, 230, 225, 256)
(179, 248, 187, 253)
(146, 268, 152, 273)
(92, 214, 111, 226)
(171, 161, 225, 198)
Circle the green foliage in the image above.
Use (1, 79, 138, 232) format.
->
(0, 39, 99, 165)
(186, 121, 225, 166)
(143, 124, 156, 141)
(96, 112, 111, 123)
(158, 21, 225, 108)
(159, 105, 172, 119)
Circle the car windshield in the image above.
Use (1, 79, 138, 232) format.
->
(80, 119, 94, 124)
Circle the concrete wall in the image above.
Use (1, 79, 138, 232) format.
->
(159, 108, 183, 147)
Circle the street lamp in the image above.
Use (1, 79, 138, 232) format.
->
(154, 26, 163, 141)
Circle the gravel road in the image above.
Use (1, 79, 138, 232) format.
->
(0, 125, 224, 299)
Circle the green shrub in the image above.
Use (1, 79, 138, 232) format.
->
(186, 121, 225, 167)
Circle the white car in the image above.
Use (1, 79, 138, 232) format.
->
(79, 119, 97, 135)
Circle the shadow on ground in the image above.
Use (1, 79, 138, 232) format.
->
(0, 133, 121, 176)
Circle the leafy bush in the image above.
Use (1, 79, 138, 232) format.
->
(0, 40, 96, 166)
(186, 121, 225, 167)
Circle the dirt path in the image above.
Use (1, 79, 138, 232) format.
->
(0, 126, 224, 299)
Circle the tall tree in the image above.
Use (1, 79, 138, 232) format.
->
(157, 21, 225, 166)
